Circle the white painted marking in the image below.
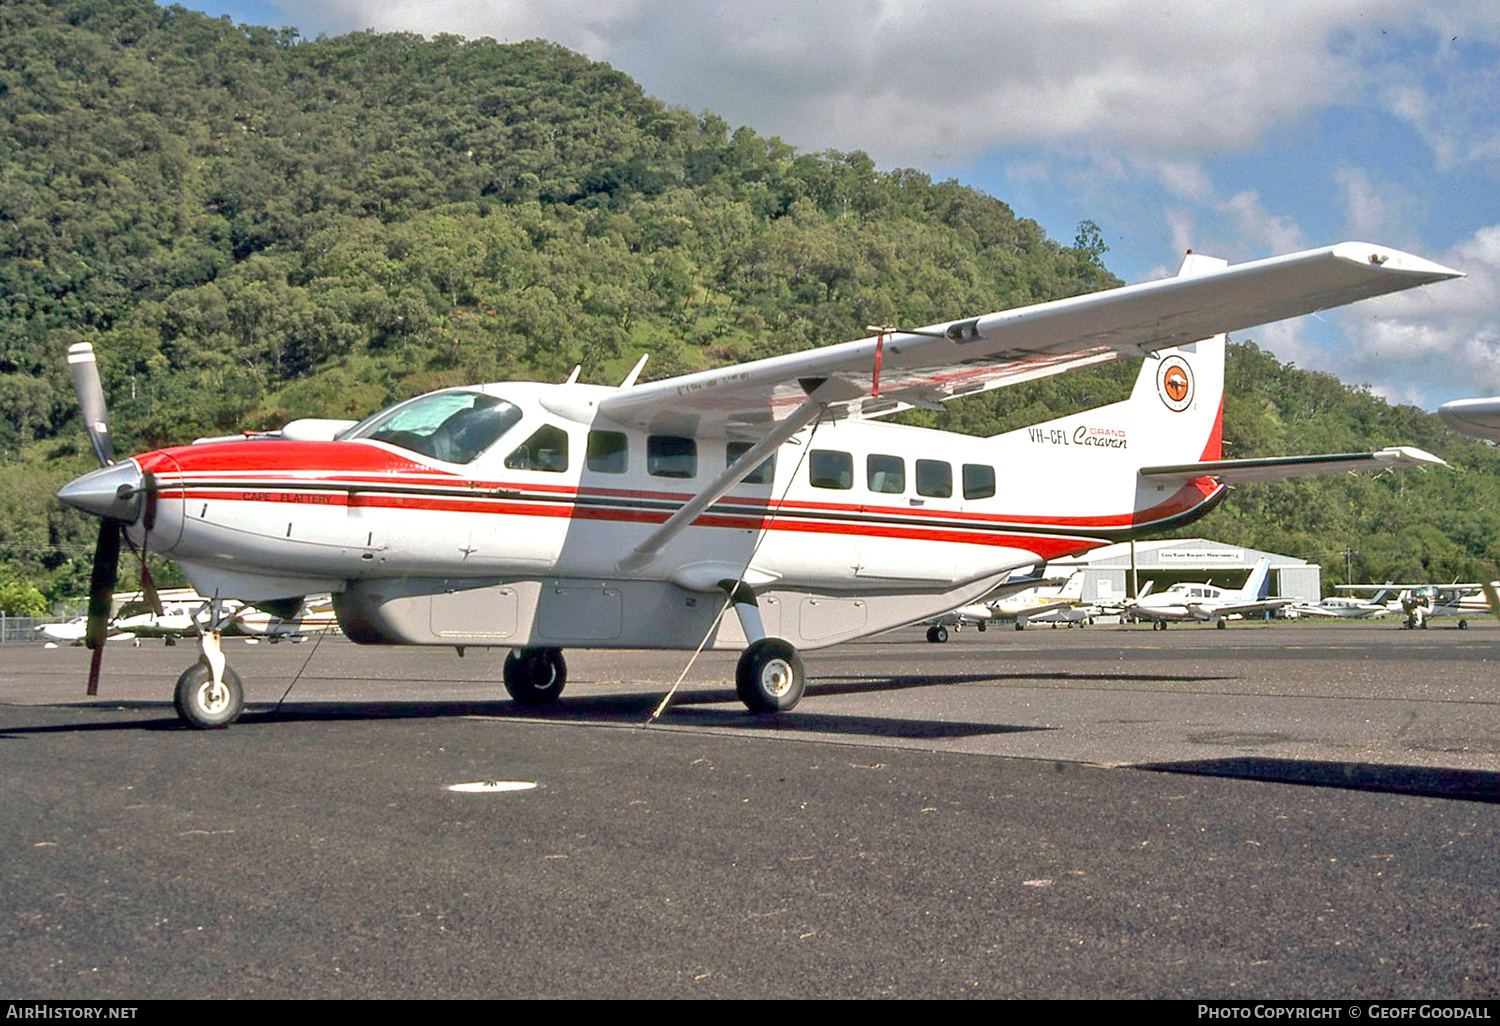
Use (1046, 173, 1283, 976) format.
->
(447, 780, 538, 794)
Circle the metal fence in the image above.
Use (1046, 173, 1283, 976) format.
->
(0, 614, 45, 644)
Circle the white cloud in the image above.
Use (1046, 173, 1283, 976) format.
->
(1216, 191, 1304, 254)
(1332, 225, 1500, 406)
(1335, 167, 1396, 243)
(259, 0, 1483, 167)
(235, 0, 1499, 407)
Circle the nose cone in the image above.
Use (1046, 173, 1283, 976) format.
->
(57, 461, 145, 523)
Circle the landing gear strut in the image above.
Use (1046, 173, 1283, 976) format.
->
(503, 647, 567, 705)
(720, 581, 807, 713)
(174, 601, 245, 729)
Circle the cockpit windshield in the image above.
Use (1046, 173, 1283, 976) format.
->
(342, 391, 522, 464)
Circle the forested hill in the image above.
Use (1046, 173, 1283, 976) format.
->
(0, 0, 1496, 611)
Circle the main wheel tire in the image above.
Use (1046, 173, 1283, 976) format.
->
(173, 662, 245, 729)
(925, 625, 948, 643)
(736, 638, 806, 713)
(503, 647, 567, 705)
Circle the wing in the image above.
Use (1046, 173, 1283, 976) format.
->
(1196, 598, 1294, 618)
(1140, 446, 1448, 484)
(1438, 396, 1500, 442)
(1337, 583, 1484, 594)
(597, 242, 1460, 439)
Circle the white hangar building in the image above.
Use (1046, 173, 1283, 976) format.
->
(1046, 538, 1321, 605)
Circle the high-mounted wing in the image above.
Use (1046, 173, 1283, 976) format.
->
(596, 242, 1461, 439)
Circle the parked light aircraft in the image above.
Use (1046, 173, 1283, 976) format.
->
(35, 617, 135, 646)
(923, 568, 1067, 640)
(1286, 589, 1396, 620)
(229, 593, 339, 642)
(57, 243, 1460, 727)
(990, 571, 1092, 631)
(1123, 556, 1292, 629)
(1335, 583, 1498, 629)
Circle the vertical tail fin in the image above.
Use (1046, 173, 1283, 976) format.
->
(1122, 252, 1227, 464)
(1241, 557, 1273, 599)
(992, 251, 1227, 469)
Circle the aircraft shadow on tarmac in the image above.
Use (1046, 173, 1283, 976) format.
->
(1135, 757, 1500, 804)
(2, 674, 1052, 741)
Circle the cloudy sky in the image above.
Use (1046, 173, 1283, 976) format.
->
(178, 1, 1500, 410)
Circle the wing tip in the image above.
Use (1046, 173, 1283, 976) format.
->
(1330, 241, 1464, 281)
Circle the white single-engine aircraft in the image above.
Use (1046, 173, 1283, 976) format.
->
(1335, 583, 1499, 629)
(57, 243, 1460, 727)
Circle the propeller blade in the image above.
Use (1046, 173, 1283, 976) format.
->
(84, 522, 121, 696)
(67, 341, 114, 467)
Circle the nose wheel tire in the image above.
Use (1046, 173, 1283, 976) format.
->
(503, 647, 567, 705)
(736, 638, 806, 713)
(173, 663, 245, 729)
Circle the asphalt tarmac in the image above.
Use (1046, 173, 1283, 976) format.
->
(1, 621, 1496, 999)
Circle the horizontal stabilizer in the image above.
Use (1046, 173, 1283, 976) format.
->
(1140, 446, 1446, 484)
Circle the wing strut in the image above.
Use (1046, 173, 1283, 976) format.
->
(616, 393, 830, 573)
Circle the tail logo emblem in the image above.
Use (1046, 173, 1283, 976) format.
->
(1157, 356, 1194, 412)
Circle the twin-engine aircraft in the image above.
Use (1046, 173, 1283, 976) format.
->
(1287, 590, 1397, 620)
(926, 570, 1092, 640)
(57, 243, 1461, 727)
(1122, 556, 1292, 629)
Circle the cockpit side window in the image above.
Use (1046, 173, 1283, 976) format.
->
(505, 425, 570, 472)
(343, 392, 522, 464)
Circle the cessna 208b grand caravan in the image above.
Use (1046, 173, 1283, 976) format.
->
(58, 243, 1460, 728)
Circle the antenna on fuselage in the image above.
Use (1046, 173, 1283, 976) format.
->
(564, 365, 581, 385)
(619, 353, 649, 389)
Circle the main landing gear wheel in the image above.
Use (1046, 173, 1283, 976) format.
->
(173, 663, 245, 729)
(503, 647, 567, 705)
(736, 638, 806, 713)
(925, 625, 949, 644)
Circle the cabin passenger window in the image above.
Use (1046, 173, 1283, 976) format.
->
(505, 425, 569, 472)
(916, 459, 953, 498)
(809, 450, 853, 490)
(866, 454, 905, 494)
(586, 431, 628, 473)
(648, 435, 697, 478)
(726, 442, 775, 485)
(963, 463, 996, 500)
